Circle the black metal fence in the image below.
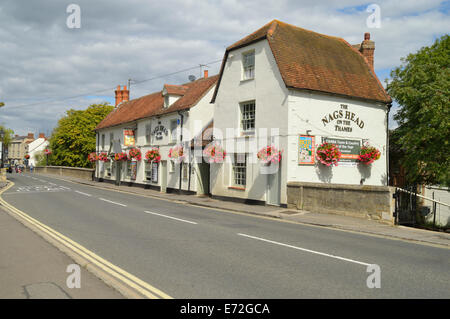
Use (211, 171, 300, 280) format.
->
(394, 185, 450, 231)
(393, 185, 417, 226)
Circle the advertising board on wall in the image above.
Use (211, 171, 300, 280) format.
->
(298, 135, 315, 165)
(124, 130, 135, 146)
(322, 137, 361, 166)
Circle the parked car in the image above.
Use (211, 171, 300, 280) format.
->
(5, 163, 12, 173)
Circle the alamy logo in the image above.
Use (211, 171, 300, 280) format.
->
(366, 4, 381, 29)
(66, 264, 81, 288)
(66, 4, 81, 29)
(366, 264, 381, 288)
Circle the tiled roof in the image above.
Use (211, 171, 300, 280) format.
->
(164, 84, 189, 96)
(212, 20, 391, 104)
(95, 75, 218, 130)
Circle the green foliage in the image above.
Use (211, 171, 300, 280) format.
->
(387, 35, 450, 186)
(48, 103, 114, 168)
(0, 125, 14, 147)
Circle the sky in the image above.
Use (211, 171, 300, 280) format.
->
(0, 0, 449, 136)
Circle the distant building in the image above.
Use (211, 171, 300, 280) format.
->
(8, 133, 35, 165)
(27, 133, 49, 166)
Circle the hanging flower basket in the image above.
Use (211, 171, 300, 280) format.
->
(316, 142, 341, 167)
(114, 152, 128, 161)
(44, 149, 52, 155)
(88, 152, 98, 162)
(145, 147, 161, 163)
(98, 152, 109, 162)
(257, 145, 282, 164)
(128, 148, 142, 161)
(168, 145, 185, 163)
(358, 144, 381, 165)
(203, 144, 226, 163)
(24, 154, 30, 160)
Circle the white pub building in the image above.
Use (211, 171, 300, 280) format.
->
(209, 20, 392, 219)
(95, 20, 394, 222)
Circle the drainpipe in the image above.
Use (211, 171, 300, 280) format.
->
(178, 111, 184, 192)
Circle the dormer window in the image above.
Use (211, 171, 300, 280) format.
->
(162, 84, 189, 109)
(242, 51, 255, 80)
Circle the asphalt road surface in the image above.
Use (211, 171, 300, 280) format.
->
(3, 172, 450, 298)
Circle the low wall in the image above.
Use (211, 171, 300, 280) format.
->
(34, 166, 94, 181)
(287, 181, 395, 225)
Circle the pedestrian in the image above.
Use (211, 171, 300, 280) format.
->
(30, 163, 34, 174)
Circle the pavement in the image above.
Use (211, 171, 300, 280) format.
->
(27, 173, 450, 248)
(0, 181, 124, 299)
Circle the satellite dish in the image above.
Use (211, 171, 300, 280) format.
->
(188, 75, 196, 82)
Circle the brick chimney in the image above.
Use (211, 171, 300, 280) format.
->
(359, 32, 375, 69)
(27, 133, 34, 140)
(39, 133, 45, 139)
(115, 85, 130, 107)
(204, 69, 208, 79)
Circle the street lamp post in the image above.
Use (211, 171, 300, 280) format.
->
(0, 129, 4, 168)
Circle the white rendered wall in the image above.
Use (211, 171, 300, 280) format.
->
(211, 39, 289, 205)
(287, 90, 388, 186)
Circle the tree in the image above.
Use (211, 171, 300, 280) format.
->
(48, 103, 114, 168)
(0, 125, 14, 147)
(387, 35, 449, 186)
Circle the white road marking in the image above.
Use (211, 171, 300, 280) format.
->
(75, 190, 92, 197)
(59, 186, 71, 190)
(49, 182, 57, 186)
(99, 198, 127, 207)
(238, 233, 371, 267)
(144, 210, 198, 225)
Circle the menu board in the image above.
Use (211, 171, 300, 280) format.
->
(151, 162, 158, 183)
(131, 161, 137, 180)
(298, 135, 315, 165)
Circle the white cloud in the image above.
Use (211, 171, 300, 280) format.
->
(0, 0, 448, 134)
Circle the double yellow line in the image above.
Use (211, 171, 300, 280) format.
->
(0, 181, 172, 299)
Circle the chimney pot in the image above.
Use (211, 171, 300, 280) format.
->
(364, 32, 370, 40)
(204, 70, 208, 78)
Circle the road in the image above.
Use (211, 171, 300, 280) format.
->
(2, 172, 450, 298)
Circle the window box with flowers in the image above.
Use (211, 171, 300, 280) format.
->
(358, 144, 381, 165)
(168, 145, 185, 163)
(257, 145, 282, 165)
(203, 144, 226, 163)
(316, 142, 341, 167)
(24, 154, 30, 160)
